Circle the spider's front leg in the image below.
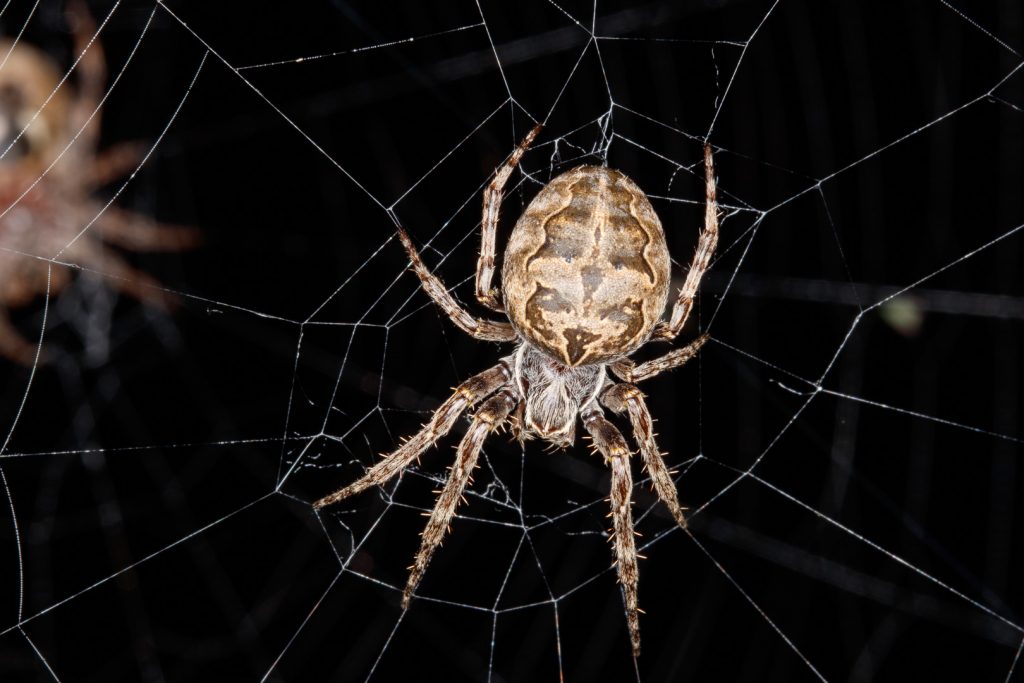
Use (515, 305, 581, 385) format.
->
(402, 389, 518, 608)
(396, 226, 517, 342)
(66, 0, 105, 158)
(652, 143, 719, 342)
(314, 362, 511, 509)
(602, 384, 687, 529)
(582, 408, 642, 658)
(476, 124, 542, 312)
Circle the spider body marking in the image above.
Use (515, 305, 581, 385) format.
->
(316, 125, 720, 658)
(503, 165, 671, 368)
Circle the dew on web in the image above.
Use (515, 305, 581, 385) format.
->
(1, 0, 1023, 681)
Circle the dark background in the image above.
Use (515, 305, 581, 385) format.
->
(1, 0, 1022, 680)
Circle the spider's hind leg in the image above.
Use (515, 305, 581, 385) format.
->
(314, 362, 511, 509)
(402, 389, 518, 608)
(582, 408, 642, 658)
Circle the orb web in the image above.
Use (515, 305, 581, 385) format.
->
(0, 0, 1022, 680)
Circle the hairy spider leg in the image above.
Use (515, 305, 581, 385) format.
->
(582, 408, 642, 658)
(654, 144, 719, 341)
(314, 363, 511, 509)
(476, 123, 542, 312)
(396, 225, 516, 342)
(611, 334, 709, 384)
(402, 388, 518, 608)
(602, 383, 687, 528)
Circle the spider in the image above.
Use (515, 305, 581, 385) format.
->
(316, 125, 719, 657)
(0, 3, 198, 365)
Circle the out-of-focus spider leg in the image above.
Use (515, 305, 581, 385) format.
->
(60, 236, 179, 309)
(402, 388, 518, 608)
(0, 312, 40, 366)
(65, 0, 104, 159)
(82, 142, 145, 190)
(653, 144, 718, 342)
(314, 363, 511, 510)
(0, 260, 72, 365)
(610, 334, 708, 384)
(602, 384, 687, 528)
(396, 225, 517, 343)
(89, 204, 201, 252)
(476, 124, 542, 312)
(582, 408, 642, 658)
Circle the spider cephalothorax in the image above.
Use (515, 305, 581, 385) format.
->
(316, 124, 719, 657)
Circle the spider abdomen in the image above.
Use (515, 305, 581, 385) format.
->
(502, 166, 670, 366)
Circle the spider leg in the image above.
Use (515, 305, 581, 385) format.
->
(476, 124, 542, 312)
(602, 384, 687, 528)
(396, 226, 517, 342)
(0, 259, 71, 365)
(59, 235, 179, 309)
(402, 388, 518, 608)
(91, 204, 201, 252)
(82, 142, 145, 191)
(582, 408, 642, 658)
(652, 144, 719, 342)
(610, 334, 708, 384)
(0, 311, 40, 366)
(314, 362, 511, 509)
(65, 0, 105, 160)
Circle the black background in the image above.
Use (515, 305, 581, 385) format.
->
(1, 0, 1022, 681)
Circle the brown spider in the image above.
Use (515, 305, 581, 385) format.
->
(0, 4, 199, 365)
(316, 125, 719, 657)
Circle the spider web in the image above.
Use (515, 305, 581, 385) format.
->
(1, 0, 1022, 680)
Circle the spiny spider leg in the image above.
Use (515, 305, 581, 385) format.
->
(582, 408, 642, 658)
(477, 123, 543, 312)
(653, 143, 719, 341)
(611, 334, 708, 384)
(314, 363, 511, 510)
(602, 384, 687, 528)
(402, 389, 518, 608)
(396, 226, 517, 342)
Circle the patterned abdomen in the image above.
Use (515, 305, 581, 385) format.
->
(502, 166, 670, 366)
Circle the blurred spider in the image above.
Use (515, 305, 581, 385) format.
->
(316, 125, 719, 657)
(0, 4, 198, 364)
